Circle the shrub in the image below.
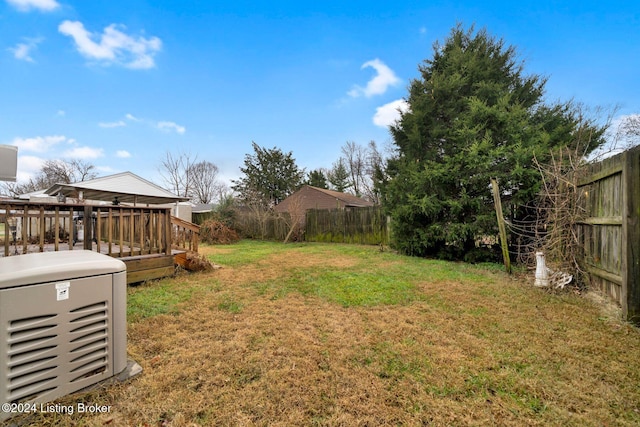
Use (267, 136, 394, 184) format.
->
(200, 219, 240, 245)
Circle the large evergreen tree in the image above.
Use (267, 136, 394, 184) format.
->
(383, 25, 605, 260)
(232, 142, 305, 206)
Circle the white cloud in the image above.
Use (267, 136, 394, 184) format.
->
(57, 109, 65, 116)
(348, 58, 401, 98)
(8, 39, 40, 62)
(373, 99, 410, 128)
(58, 20, 162, 69)
(63, 146, 104, 159)
(11, 135, 67, 152)
(117, 113, 185, 135)
(157, 121, 186, 134)
(99, 120, 126, 128)
(16, 155, 45, 181)
(9, 43, 34, 62)
(6, 0, 59, 12)
(116, 150, 131, 158)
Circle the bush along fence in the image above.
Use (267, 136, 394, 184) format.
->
(305, 207, 389, 245)
(576, 144, 640, 324)
(233, 210, 291, 241)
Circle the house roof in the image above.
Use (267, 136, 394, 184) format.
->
(17, 189, 50, 200)
(275, 185, 374, 213)
(45, 171, 189, 205)
(306, 186, 374, 207)
(192, 203, 214, 213)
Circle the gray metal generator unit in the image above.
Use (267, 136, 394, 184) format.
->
(0, 251, 130, 421)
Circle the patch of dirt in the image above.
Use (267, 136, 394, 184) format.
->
(584, 290, 623, 321)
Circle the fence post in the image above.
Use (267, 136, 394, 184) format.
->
(623, 147, 640, 322)
(491, 178, 511, 274)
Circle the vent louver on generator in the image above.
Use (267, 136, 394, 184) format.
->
(0, 251, 127, 421)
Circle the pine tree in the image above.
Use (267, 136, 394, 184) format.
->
(306, 169, 329, 189)
(383, 25, 605, 260)
(327, 159, 350, 193)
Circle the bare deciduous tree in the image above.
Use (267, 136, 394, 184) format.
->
(189, 160, 225, 205)
(365, 140, 384, 204)
(532, 108, 615, 288)
(341, 141, 367, 197)
(159, 151, 198, 199)
(1, 159, 97, 198)
(617, 114, 640, 147)
(241, 186, 274, 240)
(42, 159, 96, 184)
(159, 151, 226, 204)
(281, 192, 306, 243)
(334, 140, 385, 203)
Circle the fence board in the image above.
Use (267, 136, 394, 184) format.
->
(305, 207, 388, 245)
(577, 145, 640, 323)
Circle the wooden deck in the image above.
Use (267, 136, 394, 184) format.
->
(1, 201, 200, 284)
(0, 241, 185, 284)
(123, 252, 179, 285)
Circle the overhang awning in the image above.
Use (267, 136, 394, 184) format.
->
(45, 171, 190, 205)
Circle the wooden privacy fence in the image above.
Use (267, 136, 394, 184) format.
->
(576, 145, 640, 323)
(305, 207, 389, 245)
(233, 210, 291, 241)
(230, 206, 388, 245)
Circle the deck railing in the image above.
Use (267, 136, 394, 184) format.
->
(1, 201, 177, 258)
(171, 215, 200, 252)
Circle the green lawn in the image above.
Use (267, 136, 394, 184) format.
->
(14, 240, 640, 426)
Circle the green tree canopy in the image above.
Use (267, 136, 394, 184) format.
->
(327, 158, 350, 193)
(383, 24, 606, 261)
(306, 168, 329, 189)
(232, 142, 305, 206)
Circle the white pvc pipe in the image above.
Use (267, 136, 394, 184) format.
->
(534, 251, 549, 287)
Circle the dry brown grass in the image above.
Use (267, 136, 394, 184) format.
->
(11, 241, 640, 426)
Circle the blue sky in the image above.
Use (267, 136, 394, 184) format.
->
(2, 0, 639, 188)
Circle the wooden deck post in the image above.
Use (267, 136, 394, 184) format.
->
(623, 147, 640, 322)
(39, 206, 45, 252)
(54, 207, 60, 251)
(21, 207, 27, 254)
(83, 205, 92, 250)
(96, 208, 102, 254)
(164, 210, 172, 255)
(68, 207, 73, 251)
(108, 208, 113, 256)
